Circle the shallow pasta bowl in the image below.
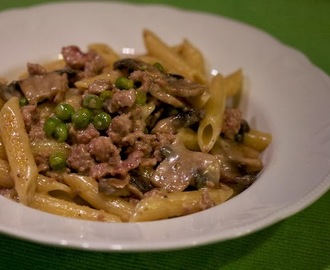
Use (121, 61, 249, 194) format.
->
(0, 2, 329, 251)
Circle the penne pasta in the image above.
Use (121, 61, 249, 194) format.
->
(243, 129, 273, 152)
(129, 187, 233, 222)
(197, 73, 226, 152)
(0, 136, 7, 160)
(224, 68, 243, 97)
(176, 39, 206, 76)
(31, 192, 122, 222)
(177, 128, 200, 151)
(0, 159, 14, 188)
(0, 97, 38, 205)
(88, 43, 120, 66)
(30, 139, 71, 157)
(42, 59, 66, 72)
(63, 173, 134, 222)
(143, 29, 206, 84)
(36, 174, 74, 198)
(187, 89, 210, 110)
(74, 71, 120, 90)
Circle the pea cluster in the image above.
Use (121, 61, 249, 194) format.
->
(43, 76, 147, 171)
(43, 93, 112, 142)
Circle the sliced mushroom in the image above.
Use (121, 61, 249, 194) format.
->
(0, 79, 23, 101)
(165, 74, 207, 97)
(151, 109, 202, 134)
(211, 138, 263, 186)
(113, 58, 154, 74)
(113, 58, 207, 108)
(151, 140, 221, 192)
(98, 175, 131, 196)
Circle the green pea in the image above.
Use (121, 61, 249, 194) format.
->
(99, 90, 113, 101)
(72, 108, 92, 129)
(135, 90, 147, 105)
(54, 103, 74, 121)
(49, 152, 67, 171)
(19, 96, 29, 107)
(153, 62, 164, 73)
(43, 117, 61, 137)
(54, 122, 69, 142)
(115, 77, 134, 90)
(82, 94, 103, 110)
(93, 112, 111, 130)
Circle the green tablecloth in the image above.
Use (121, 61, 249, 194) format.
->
(0, 0, 329, 269)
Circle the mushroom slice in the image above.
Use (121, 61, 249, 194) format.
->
(151, 140, 220, 192)
(165, 74, 207, 97)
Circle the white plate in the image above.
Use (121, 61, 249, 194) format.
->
(0, 2, 329, 252)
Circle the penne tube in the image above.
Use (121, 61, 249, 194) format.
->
(30, 139, 71, 157)
(0, 97, 38, 205)
(42, 59, 66, 72)
(88, 43, 120, 66)
(129, 187, 233, 222)
(0, 136, 7, 160)
(197, 74, 226, 153)
(143, 29, 206, 84)
(177, 128, 200, 151)
(74, 71, 120, 90)
(36, 174, 74, 198)
(243, 129, 273, 152)
(0, 159, 14, 188)
(31, 192, 121, 222)
(187, 89, 211, 110)
(176, 39, 206, 76)
(224, 68, 243, 97)
(63, 173, 134, 222)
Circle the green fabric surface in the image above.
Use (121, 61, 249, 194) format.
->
(0, 0, 329, 269)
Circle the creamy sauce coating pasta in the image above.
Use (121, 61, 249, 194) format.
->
(0, 30, 272, 222)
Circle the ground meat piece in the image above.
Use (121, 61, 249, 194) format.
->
(61, 46, 106, 78)
(69, 124, 100, 144)
(21, 105, 37, 131)
(222, 108, 242, 139)
(27, 63, 47, 76)
(34, 154, 50, 172)
(129, 106, 148, 132)
(107, 113, 133, 144)
(87, 79, 112, 94)
(129, 70, 152, 92)
(89, 163, 114, 180)
(83, 51, 106, 78)
(105, 89, 136, 113)
(139, 157, 157, 167)
(67, 144, 95, 173)
(62, 46, 91, 70)
(88, 136, 121, 163)
(122, 130, 156, 156)
(113, 150, 144, 176)
(29, 124, 46, 141)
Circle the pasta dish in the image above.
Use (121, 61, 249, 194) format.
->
(0, 30, 271, 222)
